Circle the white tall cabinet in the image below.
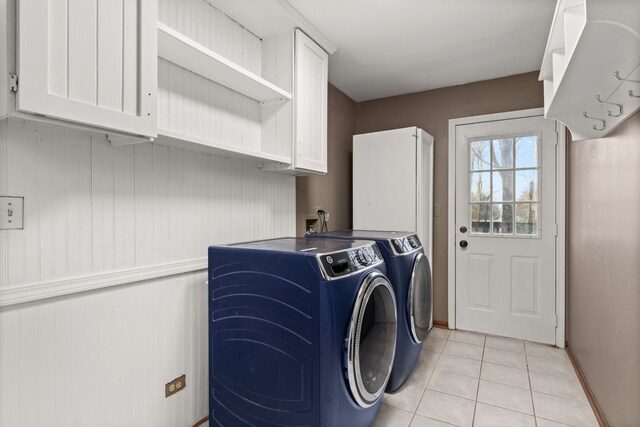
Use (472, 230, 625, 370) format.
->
(353, 127, 434, 264)
(4, 0, 157, 137)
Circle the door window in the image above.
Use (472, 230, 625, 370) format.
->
(469, 135, 540, 236)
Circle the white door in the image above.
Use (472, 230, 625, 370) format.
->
(454, 115, 558, 343)
(17, 0, 157, 137)
(293, 29, 328, 173)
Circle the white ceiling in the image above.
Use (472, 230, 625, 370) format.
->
(289, 0, 556, 101)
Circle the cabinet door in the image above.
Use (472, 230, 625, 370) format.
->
(294, 29, 328, 173)
(16, 0, 157, 137)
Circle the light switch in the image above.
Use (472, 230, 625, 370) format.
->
(0, 196, 24, 230)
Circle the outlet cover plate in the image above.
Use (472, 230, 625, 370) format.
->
(0, 196, 24, 230)
(165, 374, 186, 397)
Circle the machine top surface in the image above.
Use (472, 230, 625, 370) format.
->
(214, 237, 384, 280)
(314, 230, 415, 240)
(312, 230, 422, 255)
(220, 237, 374, 256)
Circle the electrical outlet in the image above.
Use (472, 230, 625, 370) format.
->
(303, 214, 319, 233)
(165, 375, 186, 397)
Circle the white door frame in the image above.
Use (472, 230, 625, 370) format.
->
(447, 108, 566, 348)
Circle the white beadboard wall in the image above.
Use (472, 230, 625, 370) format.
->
(0, 115, 294, 426)
(157, 0, 266, 154)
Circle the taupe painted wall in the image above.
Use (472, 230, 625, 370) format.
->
(568, 111, 640, 426)
(297, 70, 640, 424)
(296, 83, 356, 236)
(354, 71, 543, 321)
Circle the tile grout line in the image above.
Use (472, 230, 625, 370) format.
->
(401, 332, 576, 426)
(524, 343, 539, 427)
(408, 329, 450, 427)
(470, 334, 486, 426)
(413, 335, 587, 426)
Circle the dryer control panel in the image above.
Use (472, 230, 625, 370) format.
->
(391, 234, 422, 254)
(318, 244, 383, 279)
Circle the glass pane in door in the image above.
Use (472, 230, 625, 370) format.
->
(470, 140, 491, 170)
(492, 138, 514, 169)
(492, 203, 513, 234)
(492, 171, 514, 202)
(516, 203, 539, 235)
(471, 203, 491, 234)
(470, 172, 491, 201)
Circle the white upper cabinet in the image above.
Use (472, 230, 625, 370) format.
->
(154, 0, 293, 165)
(261, 29, 329, 175)
(539, 0, 640, 140)
(293, 30, 328, 174)
(14, 0, 157, 138)
(1, 0, 330, 170)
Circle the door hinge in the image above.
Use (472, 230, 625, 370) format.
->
(554, 314, 559, 327)
(555, 223, 559, 237)
(9, 74, 18, 93)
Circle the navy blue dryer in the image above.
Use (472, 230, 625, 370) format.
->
(311, 231, 433, 392)
(208, 238, 398, 426)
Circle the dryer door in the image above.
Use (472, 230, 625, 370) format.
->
(408, 252, 433, 343)
(347, 272, 397, 408)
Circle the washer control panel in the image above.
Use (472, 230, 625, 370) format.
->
(319, 244, 382, 279)
(391, 234, 422, 254)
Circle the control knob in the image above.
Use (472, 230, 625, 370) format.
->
(356, 248, 373, 265)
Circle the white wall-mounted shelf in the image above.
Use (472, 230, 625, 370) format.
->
(157, 22, 292, 104)
(539, 0, 640, 141)
(155, 128, 291, 166)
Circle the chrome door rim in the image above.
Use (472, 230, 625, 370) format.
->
(408, 252, 431, 343)
(346, 272, 397, 408)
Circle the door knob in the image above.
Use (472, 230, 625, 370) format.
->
(459, 240, 468, 248)
(460, 226, 467, 233)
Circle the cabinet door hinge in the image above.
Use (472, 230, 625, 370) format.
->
(9, 74, 18, 93)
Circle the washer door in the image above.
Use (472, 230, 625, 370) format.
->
(347, 273, 397, 408)
(408, 252, 433, 343)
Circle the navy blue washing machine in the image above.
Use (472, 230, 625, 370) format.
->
(310, 231, 433, 392)
(208, 238, 398, 426)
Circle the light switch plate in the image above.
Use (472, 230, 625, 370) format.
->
(0, 196, 24, 230)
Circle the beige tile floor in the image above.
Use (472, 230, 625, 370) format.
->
(373, 328, 599, 427)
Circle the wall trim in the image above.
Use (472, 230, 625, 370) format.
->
(447, 108, 567, 348)
(0, 258, 208, 307)
(433, 320, 449, 329)
(193, 415, 209, 427)
(566, 343, 610, 427)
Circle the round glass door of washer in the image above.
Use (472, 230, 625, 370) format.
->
(408, 252, 433, 343)
(347, 273, 397, 408)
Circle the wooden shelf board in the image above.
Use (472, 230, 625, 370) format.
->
(157, 23, 292, 104)
(156, 128, 292, 165)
